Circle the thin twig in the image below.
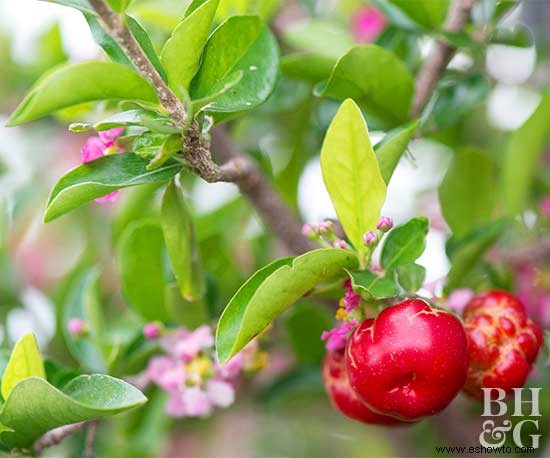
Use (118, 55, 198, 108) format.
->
(34, 422, 88, 454)
(84, 421, 98, 458)
(411, 0, 477, 118)
(89, 0, 312, 254)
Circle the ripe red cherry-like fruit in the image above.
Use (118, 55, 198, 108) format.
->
(346, 299, 468, 421)
(462, 290, 543, 400)
(322, 349, 404, 425)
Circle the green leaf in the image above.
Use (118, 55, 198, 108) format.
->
(216, 249, 358, 363)
(0, 375, 146, 449)
(45, 0, 95, 14)
(166, 283, 208, 329)
(85, 13, 133, 69)
(445, 219, 507, 291)
(389, 0, 450, 29)
(127, 15, 168, 83)
(160, 0, 219, 92)
(107, 0, 130, 13)
(283, 301, 333, 366)
(118, 220, 171, 321)
(7, 62, 159, 126)
(161, 180, 205, 301)
(280, 52, 335, 83)
(380, 217, 429, 270)
(94, 109, 171, 131)
(63, 270, 106, 372)
(439, 148, 496, 238)
(318, 45, 414, 126)
(396, 263, 426, 293)
(1, 335, 45, 401)
(347, 270, 399, 299)
(501, 89, 550, 214)
(374, 119, 419, 183)
(320, 99, 386, 256)
(490, 24, 533, 48)
(44, 153, 181, 222)
(190, 70, 243, 116)
(190, 15, 279, 120)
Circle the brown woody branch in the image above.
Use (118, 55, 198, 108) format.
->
(411, 0, 477, 118)
(34, 422, 88, 454)
(89, 0, 313, 254)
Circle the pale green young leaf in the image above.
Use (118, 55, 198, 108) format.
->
(0, 375, 146, 449)
(501, 89, 550, 214)
(320, 99, 386, 256)
(347, 270, 399, 299)
(44, 154, 181, 222)
(1, 335, 45, 401)
(85, 13, 133, 68)
(319, 45, 414, 126)
(380, 217, 429, 270)
(396, 263, 426, 293)
(280, 52, 336, 84)
(44, 0, 95, 14)
(160, 0, 219, 92)
(389, 0, 450, 29)
(216, 249, 358, 363)
(127, 15, 168, 82)
(7, 62, 159, 126)
(118, 220, 171, 322)
(439, 148, 496, 238)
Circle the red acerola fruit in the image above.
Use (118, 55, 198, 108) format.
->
(346, 299, 468, 421)
(462, 290, 543, 400)
(322, 349, 404, 425)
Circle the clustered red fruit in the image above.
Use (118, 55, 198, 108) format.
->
(322, 291, 544, 426)
(461, 290, 543, 399)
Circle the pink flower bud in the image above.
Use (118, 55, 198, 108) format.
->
(67, 318, 87, 337)
(333, 240, 347, 249)
(318, 220, 334, 235)
(302, 223, 318, 239)
(144, 322, 162, 340)
(363, 231, 378, 246)
(376, 216, 393, 232)
(539, 196, 550, 218)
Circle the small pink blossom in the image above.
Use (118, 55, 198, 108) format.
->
(205, 379, 235, 408)
(363, 231, 378, 246)
(321, 319, 358, 352)
(98, 127, 124, 145)
(516, 262, 550, 327)
(181, 386, 212, 417)
(146, 356, 186, 391)
(343, 279, 361, 312)
(333, 240, 347, 249)
(215, 353, 244, 379)
(351, 6, 386, 43)
(376, 216, 393, 232)
(81, 136, 107, 163)
(67, 318, 86, 337)
(318, 220, 334, 235)
(446, 288, 474, 314)
(143, 322, 162, 340)
(539, 196, 550, 218)
(170, 325, 214, 362)
(302, 223, 317, 238)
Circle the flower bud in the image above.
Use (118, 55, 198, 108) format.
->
(67, 318, 87, 337)
(363, 231, 378, 246)
(302, 223, 318, 239)
(333, 240, 347, 249)
(144, 322, 163, 340)
(318, 220, 334, 235)
(376, 216, 393, 232)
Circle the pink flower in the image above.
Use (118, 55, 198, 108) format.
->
(205, 379, 235, 407)
(333, 240, 347, 249)
(321, 320, 358, 352)
(376, 215, 393, 232)
(351, 6, 386, 43)
(516, 263, 550, 327)
(446, 288, 474, 314)
(318, 220, 334, 235)
(80, 128, 124, 203)
(146, 356, 186, 391)
(539, 196, 550, 218)
(181, 386, 212, 417)
(363, 231, 378, 246)
(143, 322, 162, 340)
(67, 318, 86, 337)
(170, 325, 214, 362)
(343, 279, 361, 312)
(302, 223, 317, 238)
(215, 353, 244, 379)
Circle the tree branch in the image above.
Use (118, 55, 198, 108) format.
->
(34, 422, 88, 454)
(411, 0, 477, 118)
(89, 0, 313, 254)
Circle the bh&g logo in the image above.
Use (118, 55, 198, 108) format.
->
(479, 388, 542, 449)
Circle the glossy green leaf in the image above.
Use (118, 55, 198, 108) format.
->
(7, 62, 159, 126)
(374, 119, 419, 183)
(280, 52, 335, 83)
(319, 45, 414, 126)
(389, 0, 450, 29)
(445, 219, 507, 291)
(160, 0, 219, 92)
(501, 89, 550, 214)
(161, 180, 205, 301)
(190, 15, 279, 119)
(127, 15, 168, 82)
(118, 220, 171, 321)
(94, 109, 172, 131)
(439, 148, 496, 238)
(320, 99, 386, 256)
(216, 249, 358, 363)
(1, 335, 45, 401)
(347, 270, 399, 299)
(44, 153, 181, 222)
(190, 70, 243, 116)
(380, 217, 429, 270)
(85, 13, 133, 68)
(0, 375, 146, 449)
(396, 263, 426, 293)
(62, 270, 106, 372)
